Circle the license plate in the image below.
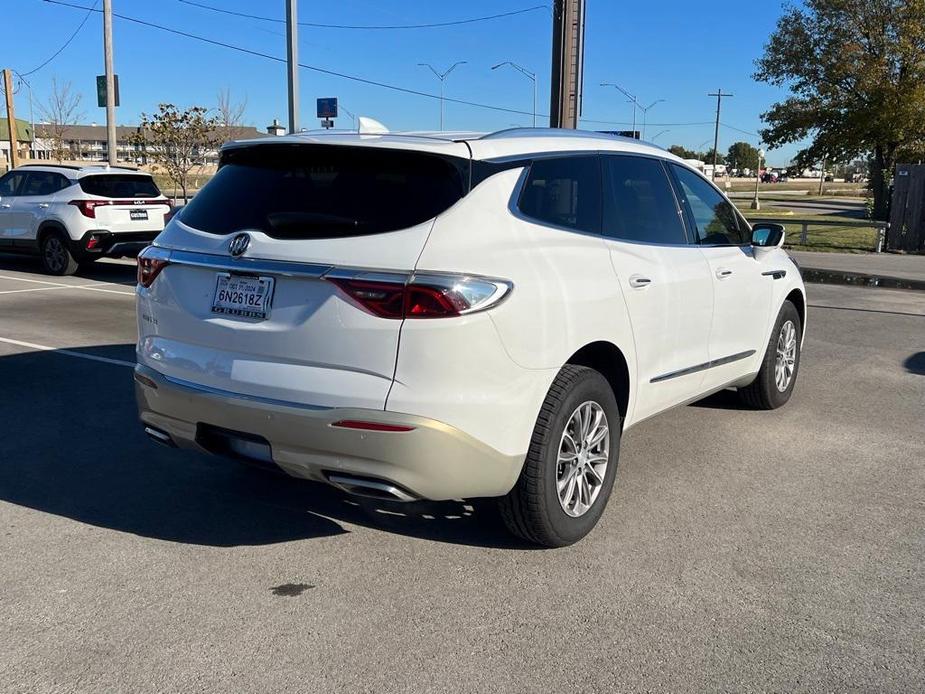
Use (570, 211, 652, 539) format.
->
(211, 274, 275, 320)
(130, 209, 148, 221)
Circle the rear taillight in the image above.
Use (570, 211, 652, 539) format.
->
(70, 199, 112, 218)
(329, 273, 511, 319)
(137, 246, 171, 288)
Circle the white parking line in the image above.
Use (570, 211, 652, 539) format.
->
(0, 286, 79, 295)
(0, 274, 135, 296)
(0, 337, 135, 368)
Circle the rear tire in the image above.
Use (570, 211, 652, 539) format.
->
(738, 300, 802, 410)
(499, 365, 621, 548)
(40, 231, 79, 276)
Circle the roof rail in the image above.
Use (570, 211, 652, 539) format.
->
(479, 127, 638, 142)
(18, 163, 83, 170)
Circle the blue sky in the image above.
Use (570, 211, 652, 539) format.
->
(7, 0, 802, 165)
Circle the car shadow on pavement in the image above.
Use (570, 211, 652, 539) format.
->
(0, 345, 533, 549)
(0, 253, 138, 286)
(904, 351, 925, 375)
(688, 388, 750, 411)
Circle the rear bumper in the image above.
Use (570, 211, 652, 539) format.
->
(134, 365, 524, 501)
(73, 230, 160, 258)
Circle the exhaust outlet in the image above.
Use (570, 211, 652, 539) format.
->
(327, 474, 418, 502)
(144, 426, 176, 447)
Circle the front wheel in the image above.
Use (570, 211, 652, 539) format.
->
(40, 231, 79, 276)
(738, 300, 802, 409)
(499, 365, 621, 547)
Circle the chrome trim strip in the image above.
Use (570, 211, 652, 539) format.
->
(135, 364, 332, 412)
(762, 270, 787, 280)
(650, 350, 757, 384)
(165, 248, 334, 279)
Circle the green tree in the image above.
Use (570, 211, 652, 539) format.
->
(667, 144, 699, 160)
(726, 141, 760, 171)
(754, 0, 925, 219)
(701, 148, 726, 166)
(129, 104, 221, 201)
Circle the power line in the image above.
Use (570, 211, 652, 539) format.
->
(40, 0, 744, 131)
(178, 0, 548, 30)
(19, 0, 99, 77)
(721, 122, 760, 137)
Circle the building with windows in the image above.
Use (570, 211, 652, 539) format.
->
(0, 118, 35, 170)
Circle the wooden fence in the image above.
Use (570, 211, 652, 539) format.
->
(888, 164, 925, 252)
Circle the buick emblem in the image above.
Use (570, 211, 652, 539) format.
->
(228, 233, 250, 257)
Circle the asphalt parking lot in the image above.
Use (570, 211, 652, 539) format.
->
(0, 255, 922, 693)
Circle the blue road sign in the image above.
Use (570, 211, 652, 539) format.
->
(317, 98, 338, 119)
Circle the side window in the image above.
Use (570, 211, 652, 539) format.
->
(671, 165, 747, 245)
(602, 155, 687, 245)
(0, 171, 25, 197)
(20, 172, 67, 197)
(518, 155, 601, 234)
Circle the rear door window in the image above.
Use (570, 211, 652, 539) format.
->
(518, 155, 602, 234)
(21, 171, 70, 196)
(79, 174, 161, 198)
(179, 144, 468, 239)
(602, 155, 687, 244)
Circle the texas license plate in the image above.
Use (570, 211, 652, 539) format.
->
(130, 209, 148, 221)
(211, 274, 275, 319)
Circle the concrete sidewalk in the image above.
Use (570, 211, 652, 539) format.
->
(790, 250, 925, 282)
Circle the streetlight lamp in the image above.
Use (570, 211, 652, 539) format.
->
(492, 62, 536, 127)
(751, 148, 765, 210)
(639, 99, 665, 140)
(600, 82, 638, 135)
(418, 61, 466, 131)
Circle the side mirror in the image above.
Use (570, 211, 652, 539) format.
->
(751, 223, 785, 249)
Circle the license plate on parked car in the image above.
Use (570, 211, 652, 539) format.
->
(130, 209, 148, 221)
(211, 274, 275, 320)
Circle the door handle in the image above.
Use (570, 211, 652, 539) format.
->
(629, 274, 652, 289)
(0, 204, 10, 209)
(715, 267, 733, 280)
(35, 203, 49, 208)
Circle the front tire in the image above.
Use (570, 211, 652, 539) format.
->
(40, 231, 79, 276)
(499, 365, 621, 548)
(738, 300, 802, 409)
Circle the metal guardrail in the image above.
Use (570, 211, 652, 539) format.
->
(749, 217, 890, 253)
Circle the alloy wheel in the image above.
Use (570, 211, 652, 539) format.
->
(775, 319, 797, 392)
(556, 401, 610, 517)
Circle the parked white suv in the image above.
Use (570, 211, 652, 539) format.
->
(135, 129, 805, 547)
(0, 164, 170, 274)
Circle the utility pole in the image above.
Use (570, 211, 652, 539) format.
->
(103, 0, 117, 165)
(286, 0, 299, 133)
(550, 0, 586, 128)
(3, 69, 20, 169)
(708, 89, 733, 180)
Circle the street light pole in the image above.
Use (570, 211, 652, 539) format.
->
(492, 62, 537, 127)
(751, 148, 764, 210)
(600, 82, 638, 136)
(639, 99, 665, 140)
(419, 61, 466, 131)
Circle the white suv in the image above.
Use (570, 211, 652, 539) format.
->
(0, 164, 170, 274)
(134, 129, 805, 547)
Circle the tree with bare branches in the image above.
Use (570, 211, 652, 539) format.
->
(38, 78, 85, 163)
(216, 87, 249, 141)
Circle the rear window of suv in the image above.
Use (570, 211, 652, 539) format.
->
(79, 174, 161, 198)
(179, 143, 468, 239)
